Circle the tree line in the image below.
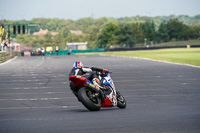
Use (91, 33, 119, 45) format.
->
(0, 15, 200, 49)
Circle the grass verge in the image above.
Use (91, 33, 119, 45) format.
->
(102, 48, 200, 67)
(79, 48, 200, 67)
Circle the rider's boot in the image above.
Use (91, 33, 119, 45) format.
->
(92, 78, 107, 102)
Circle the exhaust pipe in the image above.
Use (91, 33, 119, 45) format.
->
(85, 82, 101, 93)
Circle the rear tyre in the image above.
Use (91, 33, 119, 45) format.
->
(116, 91, 126, 109)
(78, 87, 101, 111)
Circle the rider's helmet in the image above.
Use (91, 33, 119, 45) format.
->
(73, 61, 84, 68)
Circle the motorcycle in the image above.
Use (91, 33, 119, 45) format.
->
(69, 70, 126, 111)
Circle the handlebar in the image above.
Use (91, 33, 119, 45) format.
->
(91, 67, 103, 72)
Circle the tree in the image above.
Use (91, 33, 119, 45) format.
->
(190, 24, 200, 39)
(131, 23, 145, 43)
(158, 21, 169, 42)
(118, 23, 135, 48)
(85, 25, 100, 49)
(167, 19, 188, 40)
(96, 22, 120, 48)
(141, 21, 157, 42)
(58, 26, 70, 38)
(3, 15, 200, 50)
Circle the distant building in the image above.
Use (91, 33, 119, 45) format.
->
(70, 30, 83, 36)
(33, 29, 58, 36)
(33, 29, 48, 35)
(66, 42, 87, 50)
(50, 32, 58, 36)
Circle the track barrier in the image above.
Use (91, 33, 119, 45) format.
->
(45, 48, 105, 56)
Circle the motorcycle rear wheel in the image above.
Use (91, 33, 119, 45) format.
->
(78, 87, 101, 111)
(116, 91, 126, 109)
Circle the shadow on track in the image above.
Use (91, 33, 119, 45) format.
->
(63, 107, 120, 113)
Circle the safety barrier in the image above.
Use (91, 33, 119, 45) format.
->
(106, 45, 200, 51)
(45, 48, 105, 56)
(0, 51, 21, 64)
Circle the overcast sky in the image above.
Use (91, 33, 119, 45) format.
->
(1, 0, 200, 20)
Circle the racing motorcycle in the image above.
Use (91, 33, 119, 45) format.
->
(69, 70, 126, 111)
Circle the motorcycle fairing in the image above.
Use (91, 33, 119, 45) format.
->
(102, 74, 117, 107)
(101, 97, 112, 107)
(69, 76, 87, 88)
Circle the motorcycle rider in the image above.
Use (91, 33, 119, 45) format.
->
(69, 61, 110, 101)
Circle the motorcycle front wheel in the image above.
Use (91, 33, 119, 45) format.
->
(116, 91, 126, 109)
(78, 87, 101, 111)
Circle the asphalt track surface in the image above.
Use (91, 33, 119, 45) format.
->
(0, 55, 200, 133)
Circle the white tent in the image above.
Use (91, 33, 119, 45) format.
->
(66, 42, 87, 50)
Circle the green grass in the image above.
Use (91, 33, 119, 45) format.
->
(101, 48, 200, 67)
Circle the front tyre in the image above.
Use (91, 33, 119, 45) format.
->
(78, 87, 101, 111)
(116, 91, 126, 109)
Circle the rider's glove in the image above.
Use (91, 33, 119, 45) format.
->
(102, 69, 109, 74)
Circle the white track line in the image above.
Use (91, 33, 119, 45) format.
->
(102, 55, 200, 69)
(0, 92, 69, 95)
(0, 56, 17, 66)
(0, 118, 76, 121)
(0, 97, 75, 101)
(0, 87, 67, 90)
(0, 106, 80, 110)
(124, 93, 200, 98)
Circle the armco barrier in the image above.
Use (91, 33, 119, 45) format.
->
(45, 50, 69, 56)
(45, 48, 105, 56)
(71, 48, 105, 53)
(106, 45, 200, 52)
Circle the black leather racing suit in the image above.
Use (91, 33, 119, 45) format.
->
(69, 67, 108, 98)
